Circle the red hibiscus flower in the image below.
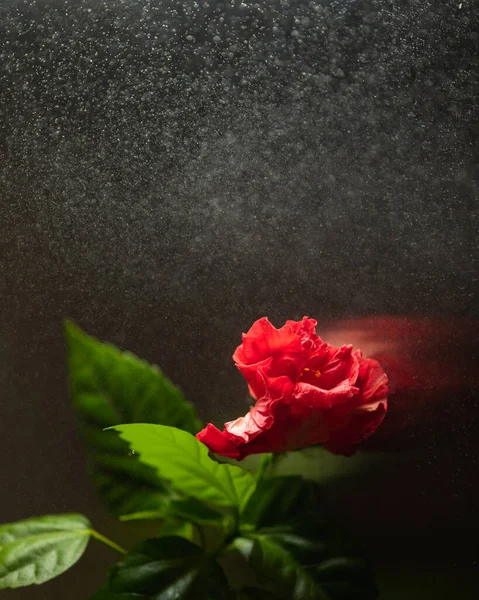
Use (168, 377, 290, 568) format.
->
(196, 316, 389, 459)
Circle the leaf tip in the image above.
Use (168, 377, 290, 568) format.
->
(63, 319, 82, 342)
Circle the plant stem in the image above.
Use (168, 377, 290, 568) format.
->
(269, 452, 283, 474)
(255, 453, 274, 484)
(90, 530, 127, 555)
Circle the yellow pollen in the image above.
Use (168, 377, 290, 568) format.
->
(300, 367, 321, 378)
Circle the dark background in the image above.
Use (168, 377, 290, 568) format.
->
(0, 0, 478, 598)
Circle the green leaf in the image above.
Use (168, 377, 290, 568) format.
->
(0, 514, 91, 589)
(230, 536, 322, 600)
(241, 476, 320, 531)
(159, 520, 197, 543)
(312, 557, 379, 600)
(121, 497, 226, 527)
(157, 517, 226, 557)
(113, 424, 256, 512)
(92, 536, 232, 600)
(65, 321, 202, 517)
(240, 523, 377, 599)
(233, 477, 377, 600)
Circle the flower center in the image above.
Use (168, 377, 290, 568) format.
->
(300, 367, 321, 378)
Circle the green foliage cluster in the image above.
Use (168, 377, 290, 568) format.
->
(0, 323, 377, 599)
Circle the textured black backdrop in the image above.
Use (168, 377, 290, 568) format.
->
(0, 0, 478, 598)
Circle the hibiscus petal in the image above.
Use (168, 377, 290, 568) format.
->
(196, 423, 241, 459)
(356, 357, 389, 405)
(293, 380, 358, 410)
(224, 375, 294, 441)
(322, 401, 388, 456)
(309, 344, 359, 390)
(234, 317, 296, 363)
(225, 397, 275, 441)
(234, 356, 274, 400)
(233, 316, 321, 383)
